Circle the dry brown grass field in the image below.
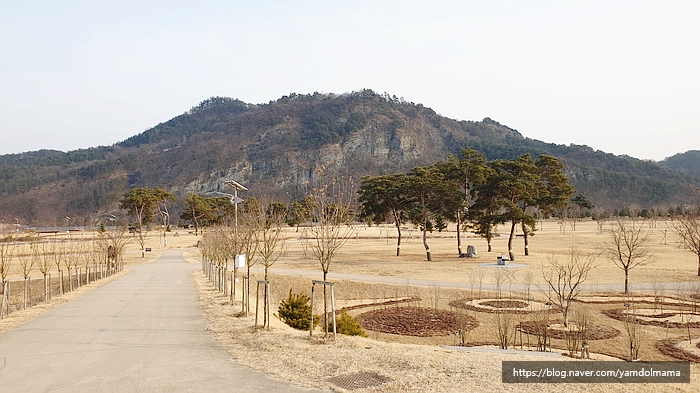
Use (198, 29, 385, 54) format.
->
(5, 218, 696, 286)
(274, 218, 699, 286)
(4, 220, 700, 391)
(187, 218, 700, 392)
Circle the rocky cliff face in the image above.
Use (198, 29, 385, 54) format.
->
(174, 102, 513, 200)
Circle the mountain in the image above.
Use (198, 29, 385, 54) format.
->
(0, 90, 697, 226)
(659, 150, 700, 177)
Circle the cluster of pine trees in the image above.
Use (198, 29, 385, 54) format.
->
(357, 148, 574, 261)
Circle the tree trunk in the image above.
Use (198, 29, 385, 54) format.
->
(456, 210, 463, 256)
(423, 225, 431, 262)
(246, 265, 251, 313)
(232, 267, 237, 302)
(393, 211, 402, 257)
(43, 274, 48, 302)
(396, 224, 402, 257)
(508, 220, 517, 261)
(323, 270, 329, 336)
(697, 254, 700, 276)
(521, 222, 529, 256)
(24, 277, 29, 309)
(625, 270, 629, 294)
(263, 283, 268, 327)
(1, 281, 6, 318)
(263, 265, 269, 327)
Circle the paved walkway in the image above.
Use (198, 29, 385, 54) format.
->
(0, 250, 316, 393)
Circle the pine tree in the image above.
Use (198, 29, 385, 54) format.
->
(279, 289, 317, 330)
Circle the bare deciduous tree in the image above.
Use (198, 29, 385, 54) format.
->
(202, 226, 233, 291)
(572, 306, 591, 359)
(602, 218, 653, 294)
(625, 305, 645, 361)
(0, 236, 14, 285)
(97, 226, 130, 274)
(652, 279, 666, 313)
(491, 268, 514, 349)
(35, 242, 53, 302)
(540, 247, 595, 327)
(253, 203, 287, 282)
(52, 241, 66, 294)
(78, 240, 93, 285)
(592, 208, 609, 235)
(0, 236, 15, 317)
(18, 242, 33, 280)
(309, 178, 356, 282)
(672, 214, 700, 276)
(251, 203, 286, 327)
(532, 308, 551, 352)
(64, 241, 76, 292)
(495, 312, 514, 350)
(17, 241, 34, 308)
(239, 210, 259, 313)
(308, 176, 356, 336)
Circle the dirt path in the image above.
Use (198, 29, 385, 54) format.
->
(0, 250, 317, 393)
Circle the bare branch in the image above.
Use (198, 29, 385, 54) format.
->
(601, 218, 653, 294)
(540, 246, 595, 327)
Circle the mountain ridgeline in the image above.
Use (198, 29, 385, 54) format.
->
(0, 90, 697, 225)
(658, 150, 700, 177)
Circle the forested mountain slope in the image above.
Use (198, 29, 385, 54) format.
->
(659, 150, 700, 177)
(0, 90, 696, 225)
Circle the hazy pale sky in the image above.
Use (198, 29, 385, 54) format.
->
(1, 1, 698, 161)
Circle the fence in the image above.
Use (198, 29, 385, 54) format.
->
(0, 261, 124, 319)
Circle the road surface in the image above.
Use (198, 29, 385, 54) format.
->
(0, 250, 316, 393)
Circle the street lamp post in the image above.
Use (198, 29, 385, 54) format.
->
(224, 180, 247, 235)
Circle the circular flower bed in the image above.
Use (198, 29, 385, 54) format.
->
(656, 336, 700, 362)
(517, 321, 620, 340)
(479, 300, 529, 309)
(357, 306, 478, 337)
(450, 298, 557, 314)
(603, 308, 700, 328)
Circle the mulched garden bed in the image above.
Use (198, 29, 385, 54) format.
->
(479, 300, 529, 309)
(603, 308, 700, 328)
(450, 298, 559, 315)
(517, 320, 620, 340)
(576, 296, 699, 309)
(340, 296, 421, 312)
(656, 336, 700, 363)
(357, 306, 478, 337)
(321, 297, 422, 326)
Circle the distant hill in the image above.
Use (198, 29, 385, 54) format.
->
(0, 90, 697, 225)
(659, 150, 700, 177)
